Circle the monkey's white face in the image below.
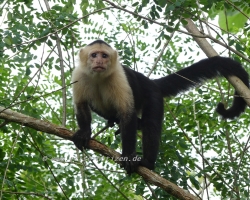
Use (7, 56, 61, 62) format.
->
(88, 51, 110, 72)
(78, 43, 119, 78)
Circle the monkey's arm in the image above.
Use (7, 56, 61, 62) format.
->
(73, 102, 92, 150)
(119, 111, 139, 174)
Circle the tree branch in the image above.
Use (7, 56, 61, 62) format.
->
(0, 106, 199, 200)
(184, 18, 250, 106)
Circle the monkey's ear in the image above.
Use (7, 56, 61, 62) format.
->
(79, 48, 88, 65)
(111, 49, 119, 65)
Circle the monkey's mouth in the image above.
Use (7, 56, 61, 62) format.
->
(93, 66, 106, 72)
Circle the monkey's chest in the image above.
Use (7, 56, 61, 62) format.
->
(87, 88, 120, 118)
(84, 79, 133, 119)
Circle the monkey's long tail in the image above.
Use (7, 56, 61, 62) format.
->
(153, 56, 249, 119)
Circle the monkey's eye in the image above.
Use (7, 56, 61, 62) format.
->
(102, 53, 108, 58)
(91, 53, 97, 58)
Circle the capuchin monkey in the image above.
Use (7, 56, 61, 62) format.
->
(72, 39, 249, 174)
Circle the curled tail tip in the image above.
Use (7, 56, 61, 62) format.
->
(216, 102, 245, 119)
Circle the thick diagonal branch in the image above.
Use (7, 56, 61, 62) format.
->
(184, 18, 250, 106)
(0, 106, 199, 200)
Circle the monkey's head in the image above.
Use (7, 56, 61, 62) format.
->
(79, 40, 119, 76)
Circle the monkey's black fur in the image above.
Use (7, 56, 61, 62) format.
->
(72, 40, 249, 174)
(154, 56, 249, 119)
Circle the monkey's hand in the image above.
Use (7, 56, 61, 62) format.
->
(120, 153, 141, 174)
(140, 158, 155, 170)
(72, 129, 91, 151)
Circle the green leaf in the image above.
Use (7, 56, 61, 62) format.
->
(7, 12, 12, 20)
(132, 2, 139, 7)
(4, 37, 12, 45)
(218, 10, 250, 33)
(189, 175, 200, 190)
